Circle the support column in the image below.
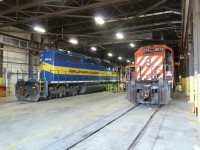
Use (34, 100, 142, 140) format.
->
(196, 0, 200, 122)
(29, 33, 34, 79)
(0, 45, 3, 85)
(193, 0, 200, 121)
(180, 59, 185, 91)
(193, 0, 198, 116)
(188, 21, 194, 102)
(185, 50, 190, 95)
(185, 29, 190, 96)
(0, 47, 3, 78)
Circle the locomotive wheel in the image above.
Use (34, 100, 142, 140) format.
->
(17, 96, 21, 101)
(48, 95, 52, 100)
(59, 91, 64, 98)
(59, 92, 62, 98)
(33, 98, 39, 102)
(79, 85, 86, 94)
(58, 86, 66, 98)
(72, 90, 78, 96)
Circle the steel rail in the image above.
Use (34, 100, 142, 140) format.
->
(65, 104, 139, 150)
(127, 105, 162, 150)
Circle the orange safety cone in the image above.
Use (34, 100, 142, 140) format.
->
(191, 104, 195, 113)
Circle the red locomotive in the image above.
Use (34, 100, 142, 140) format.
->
(126, 45, 174, 105)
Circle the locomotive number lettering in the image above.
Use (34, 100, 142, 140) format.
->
(143, 47, 164, 53)
(69, 69, 99, 75)
(155, 48, 164, 52)
(142, 48, 154, 53)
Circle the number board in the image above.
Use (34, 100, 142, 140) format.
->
(142, 47, 164, 53)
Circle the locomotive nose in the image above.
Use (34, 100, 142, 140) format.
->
(16, 80, 40, 101)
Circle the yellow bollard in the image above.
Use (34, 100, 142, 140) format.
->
(189, 76, 195, 113)
(118, 80, 120, 93)
(198, 74, 200, 122)
(106, 84, 108, 92)
(186, 77, 190, 96)
(190, 76, 194, 102)
(182, 78, 185, 92)
(194, 76, 198, 109)
(185, 77, 187, 94)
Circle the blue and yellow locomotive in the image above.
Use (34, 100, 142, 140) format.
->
(15, 49, 118, 101)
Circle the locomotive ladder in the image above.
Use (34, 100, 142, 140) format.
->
(39, 71, 48, 97)
(39, 80, 44, 93)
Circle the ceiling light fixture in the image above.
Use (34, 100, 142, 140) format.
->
(108, 53, 113, 57)
(91, 47, 97, 51)
(130, 43, 135, 47)
(127, 60, 130, 63)
(69, 38, 78, 44)
(118, 56, 122, 60)
(95, 16, 105, 25)
(59, 49, 64, 51)
(116, 32, 124, 39)
(33, 26, 46, 33)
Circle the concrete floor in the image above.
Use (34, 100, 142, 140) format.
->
(70, 93, 200, 150)
(134, 93, 200, 150)
(69, 104, 158, 150)
(0, 92, 200, 150)
(0, 92, 133, 150)
(0, 96, 17, 104)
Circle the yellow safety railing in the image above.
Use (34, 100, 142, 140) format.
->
(0, 78, 2, 85)
(6, 86, 11, 96)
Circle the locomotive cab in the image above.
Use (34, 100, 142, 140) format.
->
(125, 64, 136, 81)
(165, 49, 174, 82)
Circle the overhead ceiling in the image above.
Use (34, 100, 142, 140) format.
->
(0, 0, 182, 63)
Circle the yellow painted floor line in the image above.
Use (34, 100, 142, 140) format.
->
(0, 100, 127, 150)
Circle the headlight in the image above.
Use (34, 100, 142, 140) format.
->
(120, 83, 124, 89)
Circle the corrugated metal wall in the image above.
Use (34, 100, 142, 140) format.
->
(0, 26, 51, 95)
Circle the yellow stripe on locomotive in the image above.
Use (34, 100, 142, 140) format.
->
(40, 62, 118, 77)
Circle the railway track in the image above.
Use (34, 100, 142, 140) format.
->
(62, 104, 162, 150)
(0, 92, 166, 150)
(127, 105, 162, 150)
(65, 104, 139, 150)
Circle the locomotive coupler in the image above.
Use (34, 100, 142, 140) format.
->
(141, 84, 151, 101)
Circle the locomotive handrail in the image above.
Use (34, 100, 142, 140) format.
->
(65, 71, 67, 84)
(44, 70, 46, 80)
(39, 70, 48, 94)
(164, 64, 174, 88)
